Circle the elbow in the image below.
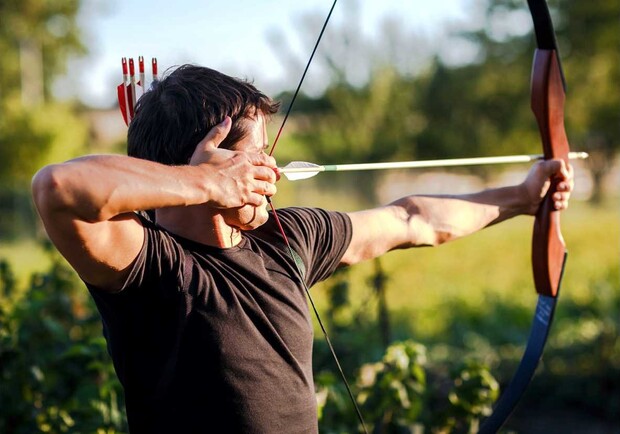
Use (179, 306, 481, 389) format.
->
(31, 164, 101, 223)
(32, 165, 66, 216)
(432, 230, 456, 246)
(410, 232, 449, 248)
(408, 220, 458, 248)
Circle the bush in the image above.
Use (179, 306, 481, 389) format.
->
(0, 255, 126, 434)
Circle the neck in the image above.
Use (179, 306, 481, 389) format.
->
(155, 205, 242, 248)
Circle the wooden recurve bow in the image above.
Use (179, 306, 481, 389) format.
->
(479, 0, 570, 432)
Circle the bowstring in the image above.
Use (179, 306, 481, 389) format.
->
(268, 200, 368, 434)
(266, 1, 369, 432)
(268, 0, 337, 158)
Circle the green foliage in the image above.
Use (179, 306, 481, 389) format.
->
(314, 263, 619, 432)
(0, 200, 617, 432)
(285, 68, 421, 204)
(357, 341, 428, 432)
(0, 252, 126, 434)
(446, 361, 499, 434)
(0, 104, 53, 185)
(0, 100, 89, 240)
(0, 100, 89, 186)
(309, 200, 619, 432)
(316, 371, 360, 434)
(282, 0, 618, 202)
(0, 0, 86, 101)
(0, 0, 90, 237)
(317, 340, 499, 434)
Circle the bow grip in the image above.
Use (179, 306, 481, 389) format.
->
(530, 49, 570, 297)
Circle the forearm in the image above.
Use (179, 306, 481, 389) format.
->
(343, 160, 571, 265)
(32, 154, 211, 222)
(392, 184, 529, 247)
(343, 183, 530, 265)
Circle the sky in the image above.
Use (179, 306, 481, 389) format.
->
(54, 0, 471, 108)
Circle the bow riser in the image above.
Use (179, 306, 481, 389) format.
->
(530, 49, 570, 298)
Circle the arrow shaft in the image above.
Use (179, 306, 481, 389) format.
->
(280, 152, 587, 174)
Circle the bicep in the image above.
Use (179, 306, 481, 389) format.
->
(41, 210, 145, 291)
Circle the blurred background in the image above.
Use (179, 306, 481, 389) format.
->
(0, 0, 618, 433)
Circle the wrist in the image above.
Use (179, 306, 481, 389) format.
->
(188, 165, 217, 206)
(515, 182, 539, 216)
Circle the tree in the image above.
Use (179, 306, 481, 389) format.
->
(0, 0, 89, 238)
(275, 0, 618, 204)
(559, 0, 620, 203)
(451, 0, 620, 202)
(269, 0, 433, 204)
(0, 0, 85, 104)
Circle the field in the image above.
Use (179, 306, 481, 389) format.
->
(2, 195, 617, 337)
(1, 193, 617, 433)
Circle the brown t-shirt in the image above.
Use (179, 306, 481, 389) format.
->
(88, 207, 352, 434)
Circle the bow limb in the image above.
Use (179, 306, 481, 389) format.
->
(479, 1, 570, 432)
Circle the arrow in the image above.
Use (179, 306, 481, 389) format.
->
(116, 58, 130, 126)
(128, 58, 137, 120)
(137, 56, 146, 99)
(278, 152, 588, 181)
(116, 56, 158, 126)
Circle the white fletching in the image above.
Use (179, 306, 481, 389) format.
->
(279, 161, 324, 180)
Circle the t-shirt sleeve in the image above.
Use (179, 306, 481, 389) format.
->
(268, 207, 352, 287)
(124, 218, 187, 294)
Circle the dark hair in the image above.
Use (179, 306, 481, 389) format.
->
(127, 65, 280, 165)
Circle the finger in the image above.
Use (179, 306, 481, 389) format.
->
(556, 180, 571, 192)
(197, 117, 232, 150)
(540, 159, 562, 178)
(244, 192, 265, 207)
(246, 183, 277, 206)
(554, 197, 569, 210)
(247, 152, 277, 169)
(252, 166, 277, 183)
(556, 159, 572, 181)
(262, 181, 277, 197)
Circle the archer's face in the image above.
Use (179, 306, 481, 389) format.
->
(221, 111, 272, 231)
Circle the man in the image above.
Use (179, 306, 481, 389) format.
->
(32, 65, 573, 433)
